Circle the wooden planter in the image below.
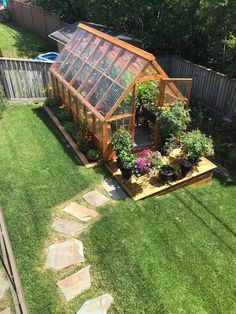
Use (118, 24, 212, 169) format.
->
(105, 149, 217, 201)
(44, 106, 103, 169)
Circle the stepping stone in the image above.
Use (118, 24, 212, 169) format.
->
(57, 265, 91, 301)
(77, 294, 114, 314)
(0, 276, 9, 299)
(63, 202, 98, 222)
(52, 218, 87, 236)
(103, 177, 127, 200)
(0, 308, 11, 314)
(46, 239, 85, 271)
(82, 190, 109, 207)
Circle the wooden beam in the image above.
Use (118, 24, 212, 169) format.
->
(135, 74, 164, 83)
(51, 68, 104, 121)
(107, 113, 133, 122)
(78, 23, 156, 61)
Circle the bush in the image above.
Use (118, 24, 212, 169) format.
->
(181, 129, 214, 161)
(137, 81, 159, 112)
(158, 102, 191, 141)
(56, 108, 72, 125)
(0, 84, 6, 119)
(86, 149, 102, 162)
(78, 121, 91, 140)
(78, 138, 91, 154)
(64, 121, 78, 141)
(111, 127, 133, 156)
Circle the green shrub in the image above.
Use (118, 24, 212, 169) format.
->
(78, 121, 91, 139)
(181, 129, 214, 161)
(0, 84, 6, 119)
(86, 149, 102, 162)
(137, 81, 159, 111)
(158, 101, 191, 141)
(64, 121, 78, 141)
(111, 127, 133, 156)
(78, 138, 91, 154)
(56, 108, 71, 124)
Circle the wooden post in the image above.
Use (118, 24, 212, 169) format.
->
(153, 121, 162, 150)
(102, 122, 109, 161)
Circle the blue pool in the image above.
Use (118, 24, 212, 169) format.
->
(37, 52, 59, 62)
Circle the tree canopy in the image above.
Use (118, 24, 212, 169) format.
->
(35, 0, 236, 77)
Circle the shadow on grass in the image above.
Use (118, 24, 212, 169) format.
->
(32, 106, 83, 166)
(3, 22, 55, 58)
(174, 185, 236, 255)
(32, 106, 109, 179)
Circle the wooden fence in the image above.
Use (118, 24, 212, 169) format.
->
(7, 0, 68, 41)
(0, 57, 52, 100)
(0, 207, 28, 313)
(158, 55, 236, 117)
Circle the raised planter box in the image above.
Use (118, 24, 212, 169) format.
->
(44, 106, 102, 169)
(105, 149, 217, 201)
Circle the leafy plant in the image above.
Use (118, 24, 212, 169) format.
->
(78, 121, 91, 140)
(77, 138, 91, 154)
(158, 101, 191, 141)
(137, 81, 159, 111)
(181, 129, 214, 161)
(112, 127, 133, 156)
(118, 150, 135, 170)
(0, 84, 6, 119)
(86, 149, 102, 162)
(134, 149, 163, 176)
(64, 121, 78, 140)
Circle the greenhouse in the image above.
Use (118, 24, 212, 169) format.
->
(51, 23, 192, 161)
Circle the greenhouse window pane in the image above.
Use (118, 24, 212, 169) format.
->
(106, 50, 133, 80)
(97, 45, 122, 72)
(69, 29, 85, 50)
(54, 49, 70, 70)
(73, 32, 93, 55)
(89, 40, 109, 66)
(65, 57, 83, 83)
(88, 76, 113, 107)
(79, 69, 101, 97)
(111, 91, 133, 115)
(72, 64, 92, 90)
(59, 54, 77, 77)
(80, 36, 101, 61)
(98, 84, 124, 115)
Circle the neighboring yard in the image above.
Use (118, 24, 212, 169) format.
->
(0, 22, 54, 58)
(0, 105, 236, 313)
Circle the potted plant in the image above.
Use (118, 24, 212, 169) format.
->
(180, 129, 214, 176)
(111, 127, 133, 160)
(159, 165, 174, 182)
(157, 101, 191, 144)
(172, 166, 182, 180)
(133, 149, 163, 177)
(112, 127, 134, 178)
(119, 151, 135, 179)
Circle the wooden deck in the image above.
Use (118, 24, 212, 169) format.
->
(105, 151, 217, 201)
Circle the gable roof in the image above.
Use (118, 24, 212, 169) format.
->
(51, 23, 157, 120)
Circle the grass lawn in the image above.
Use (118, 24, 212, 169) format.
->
(0, 22, 55, 58)
(0, 105, 236, 313)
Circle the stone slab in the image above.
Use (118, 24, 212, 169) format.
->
(63, 202, 98, 222)
(82, 190, 109, 207)
(0, 308, 11, 314)
(103, 177, 127, 200)
(0, 276, 9, 299)
(46, 239, 85, 271)
(77, 294, 114, 314)
(52, 218, 87, 236)
(57, 266, 91, 301)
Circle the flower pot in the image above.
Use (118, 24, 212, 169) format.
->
(160, 165, 174, 182)
(172, 172, 183, 181)
(180, 159, 193, 177)
(121, 168, 132, 179)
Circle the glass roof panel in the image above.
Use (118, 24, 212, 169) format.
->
(51, 25, 152, 118)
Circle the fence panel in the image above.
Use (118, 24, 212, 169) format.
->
(158, 55, 236, 117)
(7, 0, 68, 41)
(0, 58, 52, 100)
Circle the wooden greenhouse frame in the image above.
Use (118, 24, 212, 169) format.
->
(51, 23, 192, 161)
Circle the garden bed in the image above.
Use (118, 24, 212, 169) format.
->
(44, 106, 103, 169)
(106, 149, 217, 201)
